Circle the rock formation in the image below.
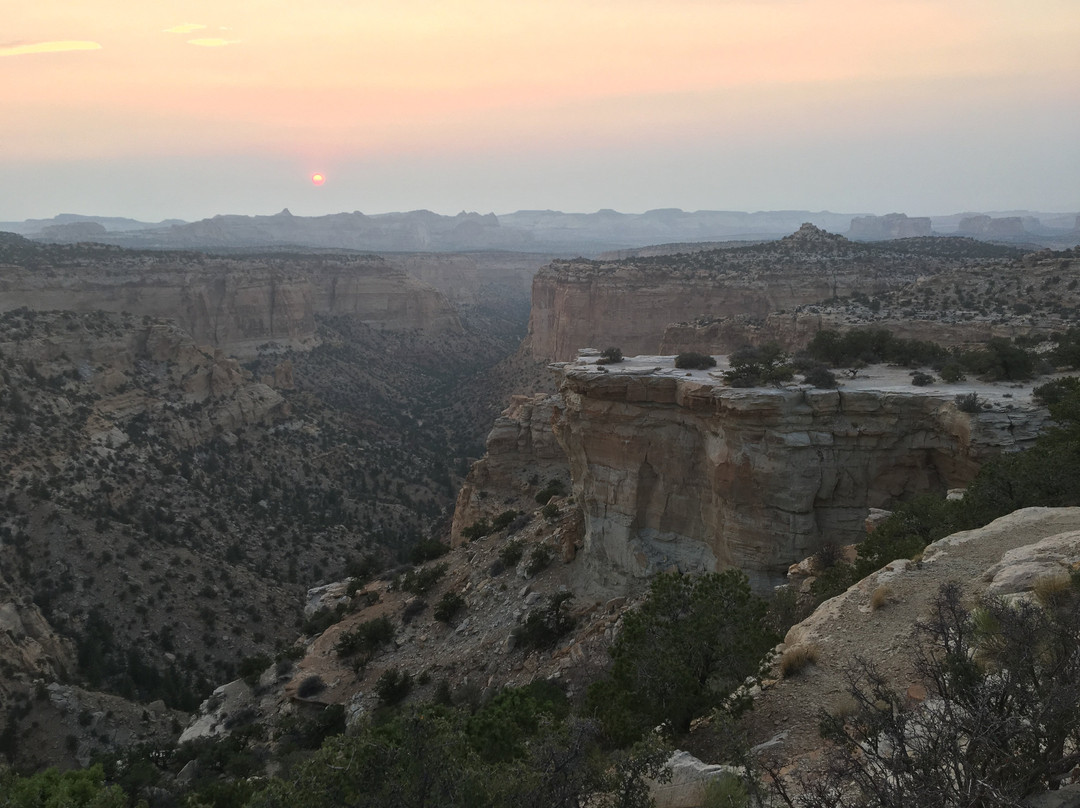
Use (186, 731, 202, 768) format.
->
(459, 356, 1049, 594)
(0, 237, 461, 356)
(524, 224, 1023, 362)
(451, 393, 572, 545)
(748, 507, 1080, 769)
(848, 213, 933, 240)
(957, 214, 1027, 238)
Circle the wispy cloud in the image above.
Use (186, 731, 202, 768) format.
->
(0, 40, 101, 57)
(164, 23, 207, 35)
(187, 38, 241, 47)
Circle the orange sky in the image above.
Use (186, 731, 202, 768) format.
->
(2, 0, 1078, 220)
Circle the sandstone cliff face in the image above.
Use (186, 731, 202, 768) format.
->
(0, 246, 460, 356)
(551, 360, 1047, 592)
(523, 225, 1017, 362)
(450, 393, 571, 544)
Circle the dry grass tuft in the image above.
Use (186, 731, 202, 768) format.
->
(870, 585, 893, 612)
(779, 643, 819, 678)
(1033, 573, 1074, 608)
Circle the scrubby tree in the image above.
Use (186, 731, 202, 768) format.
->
(588, 570, 776, 744)
(776, 581, 1080, 807)
(675, 352, 718, 370)
(723, 344, 793, 388)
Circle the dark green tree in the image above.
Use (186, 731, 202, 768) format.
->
(588, 570, 776, 744)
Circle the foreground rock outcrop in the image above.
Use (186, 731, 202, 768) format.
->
(749, 507, 1080, 769)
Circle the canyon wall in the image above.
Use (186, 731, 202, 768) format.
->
(522, 224, 1005, 362)
(466, 360, 1045, 594)
(0, 247, 460, 356)
(450, 393, 572, 545)
(526, 259, 844, 361)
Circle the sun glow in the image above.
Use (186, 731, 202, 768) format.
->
(311, 172, 326, 185)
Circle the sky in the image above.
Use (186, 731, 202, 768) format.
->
(2, 0, 1079, 222)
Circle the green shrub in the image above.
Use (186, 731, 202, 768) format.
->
(955, 392, 981, 413)
(433, 591, 465, 623)
(525, 544, 553, 577)
(374, 668, 413, 704)
(514, 592, 575, 650)
(802, 365, 838, 388)
(534, 478, 567, 505)
(397, 562, 448, 595)
(723, 343, 792, 387)
(703, 772, 750, 808)
(461, 518, 492, 541)
(499, 539, 524, 568)
(296, 675, 325, 699)
(541, 502, 559, 519)
(1034, 376, 1080, 407)
(492, 509, 519, 531)
(409, 539, 449, 563)
(597, 346, 624, 365)
(587, 570, 776, 745)
(239, 654, 271, 687)
(939, 360, 965, 382)
(911, 371, 935, 386)
(675, 351, 718, 370)
(335, 616, 394, 659)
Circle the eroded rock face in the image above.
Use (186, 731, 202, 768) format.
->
(0, 249, 460, 356)
(552, 362, 1047, 591)
(523, 224, 1024, 362)
(451, 393, 571, 545)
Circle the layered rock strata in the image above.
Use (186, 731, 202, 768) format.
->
(551, 358, 1048, 592)
(524, 225, 1024, 362)
(0, 240, 460, 356)
(451, 393, 572, 545)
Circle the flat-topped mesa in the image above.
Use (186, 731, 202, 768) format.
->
(553, 355, 1048, 592)
(523, 225, 1025, 362)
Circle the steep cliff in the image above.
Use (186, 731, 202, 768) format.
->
(450, 393, 572, 545)
(550, 358, 1046, 592)
(0, 236, 460, 356)
(524, 225, 1025, 362)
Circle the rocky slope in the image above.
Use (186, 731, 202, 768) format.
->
(0, 298, 524, 770)
(746, 506, 1080, 772)
(0, 234, 460, 357)
(524, 225, 1030, 362)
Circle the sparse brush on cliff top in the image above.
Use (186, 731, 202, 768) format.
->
(597, 346, 624, 365)
(675, 351, 717, 370)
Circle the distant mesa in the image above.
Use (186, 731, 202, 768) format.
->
(36, 221, 108, 242)
(956, 214, 1026, 238)
(848, 213, 933, 241)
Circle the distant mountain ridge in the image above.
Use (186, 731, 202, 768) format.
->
(2, 207, 1076, 255)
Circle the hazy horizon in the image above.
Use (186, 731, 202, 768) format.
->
(4, 0, 1078, 223)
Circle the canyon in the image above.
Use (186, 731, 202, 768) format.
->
(2, 215, 1079, 803)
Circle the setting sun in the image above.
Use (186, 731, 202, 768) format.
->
(311, 172, 325, 186)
